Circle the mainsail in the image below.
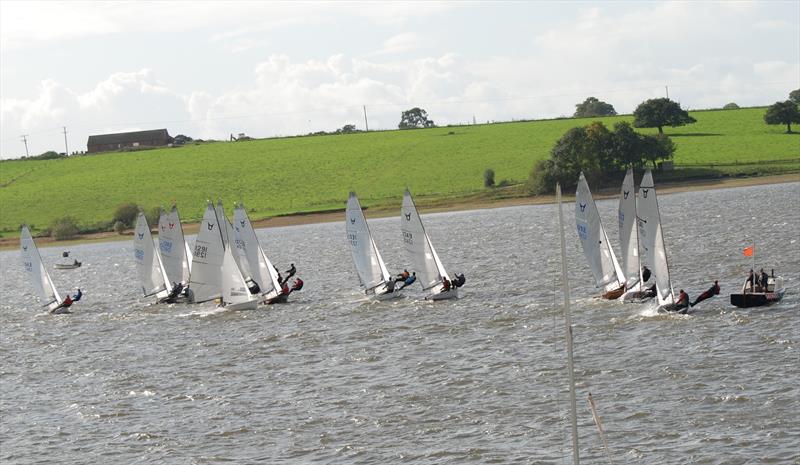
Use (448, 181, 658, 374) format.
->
(575, 173, 625, 293)
(618, 169, 643, 290)
(20, 225, 63, 312)
(221, 244, 257, 309)
(346, 192, 392, 292)
(158, 205, 192, 285)
(400, 189, 449, 291)
(188, 202, 226, 302)
(637, 170, 675, 306)
(233, 203, 282, 299)
(133, 212, 171, 298)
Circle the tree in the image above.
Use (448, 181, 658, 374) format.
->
(573, 97, 617, 118)
(338, 124, 357, 134)
(399, 107, 435, 129)
(789, 89, 800, 105)
(764, 100, 800, 133)
(722, 102, 739, 110)
(483, 168, 495, 187)
(633, 98, 697, 134)
(113, 203, 139, 228)
(173, 134, 194, 145)
(51, 216, 80, 240)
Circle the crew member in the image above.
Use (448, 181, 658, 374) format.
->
(691, 280, 720, 307)
(398, 272, 416, 290)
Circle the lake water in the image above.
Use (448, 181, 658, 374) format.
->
(1, 182, 798, 464)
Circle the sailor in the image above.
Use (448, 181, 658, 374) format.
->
(384, 277, 396, 293)
(442, 276, 451, 292)
(52, 294, 73, 313)
(745, 269, 755, 292)
(691, 280, 720, 307)
(72, 288, 83, 302)
(284, 263, 297, 280)
(641, 266, 651, 283)
(165, 282, 184, 303)
(396, 269, 410, 281)
(452, 273, 466, 288)
(760, 268, 769, 292)
(291, 277, 304, 292)
(398, 272, 416, 290)
(246, 278, 261, 295)
(643, 282, 656, 298)
(280, 281, 290, 295)
(675, 289, 690, 313)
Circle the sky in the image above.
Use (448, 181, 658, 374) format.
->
(1, 1, 798, 158)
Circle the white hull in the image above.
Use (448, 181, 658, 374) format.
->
(372, 290, 403, 301)
(224, 299, 259, 311)
(425, 287, 459, 301)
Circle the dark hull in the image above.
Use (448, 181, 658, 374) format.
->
(730, 291, 784, 308)
(602, 286, 625, 300)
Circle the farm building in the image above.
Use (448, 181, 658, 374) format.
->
(86, 129, 173, 153)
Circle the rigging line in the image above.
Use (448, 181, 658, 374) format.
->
(553, 250, 567, 465)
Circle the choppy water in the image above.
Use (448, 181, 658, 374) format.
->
(1, 182, 798, 464)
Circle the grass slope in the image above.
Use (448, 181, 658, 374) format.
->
(1, 107, 798, 236)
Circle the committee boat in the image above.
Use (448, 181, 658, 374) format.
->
(730, 269, 785, 308)
(346, 192, 400, 300)
(400, 189, 458, 300)
(575, 172, 626, 299)
(53, 251, 81, 270)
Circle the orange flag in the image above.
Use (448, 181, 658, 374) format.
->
(743, 246, 754, 257)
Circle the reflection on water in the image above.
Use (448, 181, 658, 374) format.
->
(1, 182, 798, 464)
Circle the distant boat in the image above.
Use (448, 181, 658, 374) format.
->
(346, 192, 400, 300)
(20, 225, 68, 313)
(575, 172, 626, 299)
(637, 170, 684, 313)
(133, 212, 172, 303)
(618, 169, 654, 302)
(53, 250, 81, 270)
(400, 189, 458, 300)
(233, 202, 287, 304)
(158, 205, 192, 286)
(187, 202, 226, 303)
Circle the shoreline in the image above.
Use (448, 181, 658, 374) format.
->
(3, 173, 798, 251)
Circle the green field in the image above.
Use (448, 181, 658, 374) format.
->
(1, 106, 798, 236)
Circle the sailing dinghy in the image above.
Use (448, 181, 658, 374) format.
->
(400, 189, 458, 300)
(220, 240, 259, 310)
(20, 225, 69, 313)
(134, 212, 174, 303)
(618, 169, 654, 302)
(346, 192, 400, 300)
(638, 170, 686, 313)
(575, 172, 626, 299)
(187, 202, 226, 303)
(233, 203, 288, 304)
(158, 205, 192, 288)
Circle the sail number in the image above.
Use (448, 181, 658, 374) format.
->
(403, 231, 413, 245)
(134, 248, 145, 261)
(347, 233, 358, 247)
(576, 224, 588, 241)
(194, 244, 208, 259)
(23, 260, 33, 272)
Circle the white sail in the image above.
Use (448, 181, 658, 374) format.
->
(233, 203, 282, 298)
(133, 213, 171, 298)
(575, 173, 625, 293)
(637, 170, 675, 306)
(188, 202, 225, 302)
(158, 205, 192, 285)
(221, 245, 258, 309)
(20, 225, 63, 311)
(618, 169, 643, 290)
(401, 189, 449, 291)
(347, 192, 392, 291)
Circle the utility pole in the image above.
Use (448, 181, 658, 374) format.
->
(363, 105, 369, 132)
(21, 135, 29, 157)
(63, 126, 69, 156)
(665, 85, 669, 99)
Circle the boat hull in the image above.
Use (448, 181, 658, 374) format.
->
(602, 286, 625, 300)
(621, 289, 655, 302)
(730, 289, 785, 308)
(373, 290, 402, 301)
(425, 287, 459, 301)
(225, 299, 259, 311)
(54, 263, 81, 269)
(265, 293, 288, 305)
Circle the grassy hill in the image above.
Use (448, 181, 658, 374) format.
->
(1, 106, 798, 236)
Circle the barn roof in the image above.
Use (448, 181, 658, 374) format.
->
(87, 129, 172, 146)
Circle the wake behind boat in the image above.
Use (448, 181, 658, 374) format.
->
(400, 189, 463, 300)
(346, 192, 401, 300)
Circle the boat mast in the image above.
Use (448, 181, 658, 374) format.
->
(557, 183, 580, 465)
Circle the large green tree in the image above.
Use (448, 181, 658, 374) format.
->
(399, 107, 435, 129)
(573, 96, 617, 118)
(764, 100, 800, 133)
(633, 98, 696, 134)
(789, 89, 800, 105)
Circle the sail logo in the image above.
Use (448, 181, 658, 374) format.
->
(137, 232, 144, 239)
(160, 240, 173, 253)
(404, 213, 411, 221)
(350, 218, 356, 224)
(208, 223, 215, 231)
(623, 190, 629, 199)
(169, 222, 175, 229)
(642, 189, 648, 198)
(579, 203, 587, 212)
(22, 245, 27, 251)
(240, 220, 246, 228)
(576, 223, 588, 241)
